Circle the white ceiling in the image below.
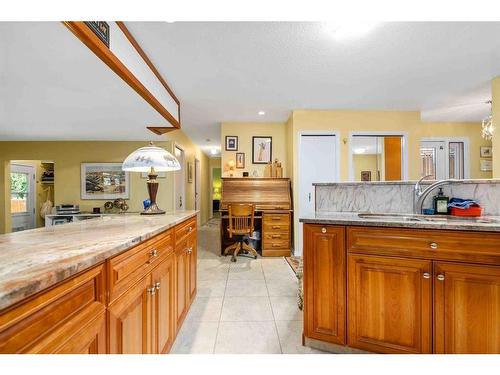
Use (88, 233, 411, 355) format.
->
(0, 22, 168, 141)
(127, 21, 500, 154)
(2, 22, 500, 155)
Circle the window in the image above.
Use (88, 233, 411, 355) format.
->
(11, 172, 29, 214)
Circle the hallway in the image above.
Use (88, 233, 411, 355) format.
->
(171, 218, 325, 354)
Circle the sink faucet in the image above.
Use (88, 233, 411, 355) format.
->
(414, 177, 458, 214)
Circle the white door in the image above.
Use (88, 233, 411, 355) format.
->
(174, 146, 185, 210)
(297, 134, 338, 255)
(420, 141, 446, 180)
(194, 158, 201, 224)
(11, 164, 36, 232)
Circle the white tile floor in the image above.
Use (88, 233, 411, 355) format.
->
(171, 219, 326, 354)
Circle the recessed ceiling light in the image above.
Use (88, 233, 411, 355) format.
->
(258, 111, 265, 116)
(210, 148, 218, 155)
(324, 22, 379, 40)
(354, 148, 366, 154)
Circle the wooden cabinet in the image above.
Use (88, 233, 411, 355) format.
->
(108, 275, 153, 354)
(152, 254, 175, 354)
(0, 264, 106, 354)
(303, 223, 500, 354)
(303, 224, 346, 345)
(0, 215, 197, 354)
(434, 262, 500, 354)
(262, 213, 291, 257)
(347, 254, 432, 353)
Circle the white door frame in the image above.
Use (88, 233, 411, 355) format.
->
(194, 158, 201, 225)
(208, 164, 221, 219)
(173, 144, 186, 210)
(297, 131, 340, 256)
(348, 131, 409, 181)
(420, 137, 470, 179)
(10, 163, 36, 231)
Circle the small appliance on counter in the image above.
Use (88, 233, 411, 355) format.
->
(55, 204, 80, 215)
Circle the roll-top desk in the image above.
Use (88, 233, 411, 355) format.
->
(220, 178, 293, 257)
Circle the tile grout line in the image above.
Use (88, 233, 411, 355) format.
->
(263, 264, 285, 354)
(212, 257, 229, 354)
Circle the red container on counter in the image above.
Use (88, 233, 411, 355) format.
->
(450, 206, 483, 217)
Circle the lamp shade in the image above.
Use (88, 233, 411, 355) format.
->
(122, 144, 181, 172)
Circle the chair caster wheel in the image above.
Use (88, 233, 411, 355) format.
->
(254, 255, 258, 259)
(231, 257, 237, 262)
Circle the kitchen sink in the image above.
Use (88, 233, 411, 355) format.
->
(357, 213, 500, 224)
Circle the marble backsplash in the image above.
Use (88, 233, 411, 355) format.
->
(315, 180, 500, 216)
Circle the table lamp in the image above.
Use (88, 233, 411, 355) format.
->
(122, 142, 181, 215)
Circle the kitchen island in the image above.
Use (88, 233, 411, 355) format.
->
(300, 212, 500, 354)
(0, 211, 198, 354)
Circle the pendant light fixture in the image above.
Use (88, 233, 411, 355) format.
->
(482, 100, 495, 140)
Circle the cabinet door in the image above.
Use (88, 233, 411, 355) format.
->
(175, 245, 189, 331)
(434, 262, 500, 354)
(188, 235, 197, 303)
(152, 254, 175, 354)
(303, 225, 346, 345)
(347, 254, 432, 353)
(108, 275, 153, 354)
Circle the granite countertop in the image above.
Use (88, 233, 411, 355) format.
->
(300, 211, 500, 232)
(313, 179, 500, 186)
(0, 211, 197, 311)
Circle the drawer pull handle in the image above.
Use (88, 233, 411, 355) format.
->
(437, 274, 445, 281)
(429, 242, 438, 250)
(321, 227, 327, 234)
(423, 272, 431, 279)
(147, 286, 156, 296)
(272, 234, 281, 238)
(186, 247, 193, 254)
(188, 226, 193, 232)
(272, 244, 280, 247)
(271, 217, 281, 221)
(272, 225, 281, 229)
(155, 282, 161, 290)
(150, 249, 159, 257)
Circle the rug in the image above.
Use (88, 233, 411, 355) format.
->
(285, 256, 301, 275)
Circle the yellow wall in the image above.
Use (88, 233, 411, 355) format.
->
(0, 132, 211, 234)
(492, 76, 500, 178)
(353, 154, 379, 181)
(220, 122, 288, 177)
(288, 109, 492, 252)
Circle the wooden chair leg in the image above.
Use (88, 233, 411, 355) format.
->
(231, 242, 242, 262)
(242, 242, 258, 258)
(224, 242, 238, 256)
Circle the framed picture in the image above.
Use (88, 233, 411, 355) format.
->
(480, 146, 492, 158)
(236, 152, 245, 168)
(252, 136, 272, 164)
(187, 162, 193, 183)
(81, 163, 129, 200)
(480, 159, 493, 172)
(225, 136, 238, 151)
(360, 171, 372, 181)
(141, 171, 167, 179)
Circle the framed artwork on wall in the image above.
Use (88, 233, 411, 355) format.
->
(252, 136, 272, 164)
(81, 163, 129, 200)
(361, 171, 372, 181)
(188, 162, 193, 183)
(236, 153, 245, 168)
(480, 146, 492, 158)
(225, 136, 238, 151)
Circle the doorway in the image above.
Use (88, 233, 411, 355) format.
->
(194, 158, 201, 224)
(174, 145, 186, 210)
(10, 163, 36, 232)
(297, 132, 339, 256)
(420, 138, 469, 180)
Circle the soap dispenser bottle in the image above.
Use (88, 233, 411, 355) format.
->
(433, 188, 449, 214)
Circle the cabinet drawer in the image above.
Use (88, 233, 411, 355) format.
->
(263, 232, 290, 241)
(263, 214, 289, 225)
(108, 230, 173, 303)
(175, 217, 197, 244)
(347, 226, 500, 265)
(263, 239, 289, 249)
(263, 223, 290, 233)
(0, 264, 105, 353)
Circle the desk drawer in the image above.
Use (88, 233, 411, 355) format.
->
(347, 226, 500, 265)
(263, 223, 290, 233)
(175, 217, 197, 244)
(263, 214, 289, 225)
(108, 230, 173, 303)
(263, 232, 290, 241)
(263, 239, 289, 249)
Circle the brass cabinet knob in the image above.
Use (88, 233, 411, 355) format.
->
(151, 249, 158, 257)
(423, 272, 431, 279)
(321, 227, 327, 234)
(437, 274, 445, 281)
(186, 247, 193, 254)
(155, 282, 161, 290)
(188, 226, 193, 232)
(429, 242, 438, 249)
(147, 286, 156, 295)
